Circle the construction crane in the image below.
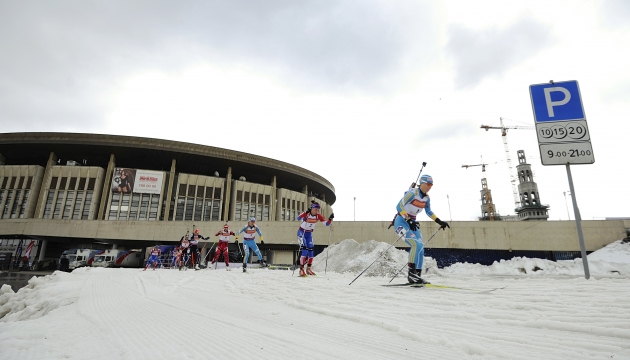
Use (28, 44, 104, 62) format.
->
(480, 117, 534, 211)
(462, 158, 495, 220)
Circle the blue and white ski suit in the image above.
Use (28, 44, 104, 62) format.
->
(238, 224, 264, 263)
(394, 188, 438, 269)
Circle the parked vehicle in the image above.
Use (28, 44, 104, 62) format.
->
(92, 249, 145, 268)
(59, 249, 104, 270)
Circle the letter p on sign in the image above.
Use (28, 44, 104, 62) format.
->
(544, 87, 571, 117)
(530, 80, 585, 123)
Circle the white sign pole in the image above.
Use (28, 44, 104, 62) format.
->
(565, 164, 590, 279)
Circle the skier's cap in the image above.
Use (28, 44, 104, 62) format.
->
(223, 224, 229, 229)
(419, 174, 433, 185)
(194, 229, 199, 233)
(249, 217, 256, 222)
(311, 202, 321, 209)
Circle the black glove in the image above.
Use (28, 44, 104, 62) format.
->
(406, 218, 418, 231)
(328, 213, 334, 220)
(435, 218, 450, 230)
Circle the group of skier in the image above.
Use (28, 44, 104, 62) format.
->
(145, 172, 449, 284)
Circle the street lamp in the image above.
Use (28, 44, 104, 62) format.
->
(563, 191, 571, 220)
(353, 197, 356, 221)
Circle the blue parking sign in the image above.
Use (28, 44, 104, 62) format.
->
(530, 80, 585, 122)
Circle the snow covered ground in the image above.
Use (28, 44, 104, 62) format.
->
(1, 240, 630, 359)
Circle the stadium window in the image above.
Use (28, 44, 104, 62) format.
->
(87, 178, 96, 190)
(129, 194, 139, 220)
(43, 191, 54, 218)
(50, 177, 58, 189)
(194, 198, 203, 221)
(82, 191, 93, 219)
(256, 204, 262, 220)
(9, 177, 16, 189)
(62, 191, 74, 219)
(188, 184, 195, 197)
(19, 190, 31, 219)
(178, 183, 186, 196)
(244, 191, 249, 203)
(53, 190, 64, 219)
(263, 205, 269, 221)
(17, 177, 24, 189)
(149, 195, 158, 220)
(265, 195, 270, 205)
(235, 202, 242, 221)
(139, 194, 149, 220)
(78, 177, 86, 190)
(59, 177, 67, 190)
(0, 177, 6, 189)
(203, 200, 212, 221)
(197, 185, 205, 198)
(72, 192, 83, 219)
(10, 190, 22, 218)
(68, 177, 77, 190)
(258, 193, 263, 204)
(175, 196, 185, 221)
(212, 200, 220, 221)
(214, 187, 221, 200)
(184, 197, 193, 220)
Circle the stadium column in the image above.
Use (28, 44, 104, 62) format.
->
(163, 159, 176, 221)
(97, 154, 116, 220)
(222, 167, 232, 221)
(270, 176, 276, 221)
(34, 152, 57, 218)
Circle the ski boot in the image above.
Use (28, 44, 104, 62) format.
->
(243, 263, 247, 273)
(299, 267, 307, 277)
(259, 260, 268, 268)
(226, 265, 231, 271)
(306, 266, 316, 276)
(407, 264, 430, 285)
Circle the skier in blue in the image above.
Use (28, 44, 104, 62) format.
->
(237, 217, 267, 272)
(394, 174, 449, 284)
(296, 201, 333, 277)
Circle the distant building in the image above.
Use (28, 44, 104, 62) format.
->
(515, 150, 549, 221)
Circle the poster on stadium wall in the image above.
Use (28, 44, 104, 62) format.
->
(111, 168, 164, 195)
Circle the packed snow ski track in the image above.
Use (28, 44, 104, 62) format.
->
(1, 266, 629, 359)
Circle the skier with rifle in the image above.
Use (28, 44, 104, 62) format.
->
(190, 229, 208, 270)
(394, 174, 449, 284)
(211, 224, 236, 271)
(296, 200, 333, 277)
(237, 217, 267, 272)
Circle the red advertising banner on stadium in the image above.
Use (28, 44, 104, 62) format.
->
(111, 168, 164, 195)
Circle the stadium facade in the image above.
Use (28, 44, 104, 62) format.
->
(0, 132, 335, 268)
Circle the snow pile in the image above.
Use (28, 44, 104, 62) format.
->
(0, 271, 81, 321)
(440, 240, 630, 276)
(311, 239, 437, 277)
(313, 238, 630, 277)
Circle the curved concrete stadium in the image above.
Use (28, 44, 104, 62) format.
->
(0, 132, 335, 267)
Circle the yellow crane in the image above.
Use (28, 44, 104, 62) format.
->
(462, 159, 495, 220)
(480, 117, 533, 210)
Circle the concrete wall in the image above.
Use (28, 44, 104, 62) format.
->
(0, 219, 627, 252)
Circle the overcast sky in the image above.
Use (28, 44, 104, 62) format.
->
(1, 0, 629, 223)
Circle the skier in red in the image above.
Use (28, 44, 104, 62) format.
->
(296, 201, 333, 277)
(211, 224, 236, 271)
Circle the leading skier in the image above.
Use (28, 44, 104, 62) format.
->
(211, 224, 236, 271)
(394, 174, 449, 284)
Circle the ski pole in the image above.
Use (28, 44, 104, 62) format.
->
(201, 242, 218, 265)
(349, 231, 406, 285)
(325, 224, 332, 274)
(388, 227, 441, 283)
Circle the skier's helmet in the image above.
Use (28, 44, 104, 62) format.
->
(223, 224, 229, 229)
(249, 217, 256, 222)
(194, 229, 199, 234)
(419, 174, 433, 185)
(311, 202, 321, 209)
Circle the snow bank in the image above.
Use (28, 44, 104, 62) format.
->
(0, 271, 81, 322)
(313, 238, 630, 277)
